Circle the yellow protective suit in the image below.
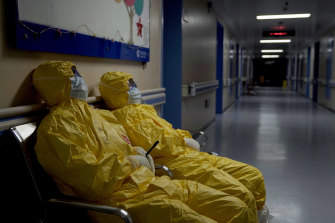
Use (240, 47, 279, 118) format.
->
(99, 71, 266, 212)
(33, 61, 253, 223)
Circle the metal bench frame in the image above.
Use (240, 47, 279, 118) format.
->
(10, 122, 133, 223)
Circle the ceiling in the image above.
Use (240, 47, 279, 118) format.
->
(211, 0, 335, 57)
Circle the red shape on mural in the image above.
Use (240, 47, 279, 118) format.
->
(136, 18, 143, 37)
(124, 0, 135, 7)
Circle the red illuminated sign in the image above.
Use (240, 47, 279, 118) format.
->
(269, 32, 287, 36)
(263, 30, 295, 37)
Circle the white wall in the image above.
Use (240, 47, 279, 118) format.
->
(302, 49, 309, 96)
(317, 28, 335, 110)
(286, 57, 291, 89)
(298, 27, 335, 109)
(298, 52, 306, 95)
(222, 27, 235, 110)
(309, 45, 315, 100)
(0, 0, 162, 109)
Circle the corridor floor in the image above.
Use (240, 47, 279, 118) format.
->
(205, 87, 335, 223)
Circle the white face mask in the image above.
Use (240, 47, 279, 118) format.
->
(69, 67, 88, 101)
(128, 86, 142, 104)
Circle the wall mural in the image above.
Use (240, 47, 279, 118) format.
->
(15, 0, 150, 62)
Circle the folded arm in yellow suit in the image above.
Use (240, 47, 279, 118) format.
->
(99, 71, 266, 214)
(33, 61, 254, 223)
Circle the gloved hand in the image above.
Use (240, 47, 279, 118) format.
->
(184, 138, 200, 151)
(127, 147, 155, 174)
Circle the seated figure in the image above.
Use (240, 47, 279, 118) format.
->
(99, 71, 266, 214)
(33, 61, 256, 223)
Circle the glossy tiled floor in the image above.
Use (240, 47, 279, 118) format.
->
(204, 87, 335, 223)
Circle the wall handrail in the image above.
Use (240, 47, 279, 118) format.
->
(0, 104, 45, 120)
(317, 79, 335, 87)
(303, 77, 312, 83)
(0, 96, 102, 120)
(142, 93, 166, 106)
(223, 78, 232, 87)
(141, 88, 166, 96)
(141, 88, 166, 105)
(0, 88, 166, 130)
(182, 80, 219, 97)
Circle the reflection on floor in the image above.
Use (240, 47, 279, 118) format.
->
(205, 87, 335, 223)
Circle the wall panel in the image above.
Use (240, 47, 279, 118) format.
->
(181, 0, 217, 130)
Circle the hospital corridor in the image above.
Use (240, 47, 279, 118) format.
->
(1, 0, 335, 223)
(205, 88, 335, 223)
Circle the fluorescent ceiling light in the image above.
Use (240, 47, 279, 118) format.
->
(261, 49, 284, 53)
(257, 13, 311, 20)
(262, 55, 280, 58)
(260, 39, 291, 43)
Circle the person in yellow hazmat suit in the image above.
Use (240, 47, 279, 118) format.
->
(32, 61, 256, 223)
(98, 71, 266, 213)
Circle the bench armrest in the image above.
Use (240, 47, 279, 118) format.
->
(38, 198, 133, 223)
(207, 152, 219, 156)
(155, 164, 173, 179)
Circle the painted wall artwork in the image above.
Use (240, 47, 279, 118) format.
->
(16, 0, 150, 62)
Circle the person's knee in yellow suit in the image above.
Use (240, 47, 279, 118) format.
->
(32, 61, 253, 223)
(98, 71, 266, 211)
(206, 154, 266, 210)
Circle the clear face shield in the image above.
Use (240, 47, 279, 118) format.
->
(69, 66, 88, 101)
(127, 78, 142, 104)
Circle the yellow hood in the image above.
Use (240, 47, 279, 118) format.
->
(32, 61, 75, 107)
(99, 71, 133, 109)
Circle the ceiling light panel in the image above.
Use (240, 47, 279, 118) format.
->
(257, 13, 311, 20)
(261, 49, 284, 53)
(262, 55, 280, 58)
(260, 39, 291, 43)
